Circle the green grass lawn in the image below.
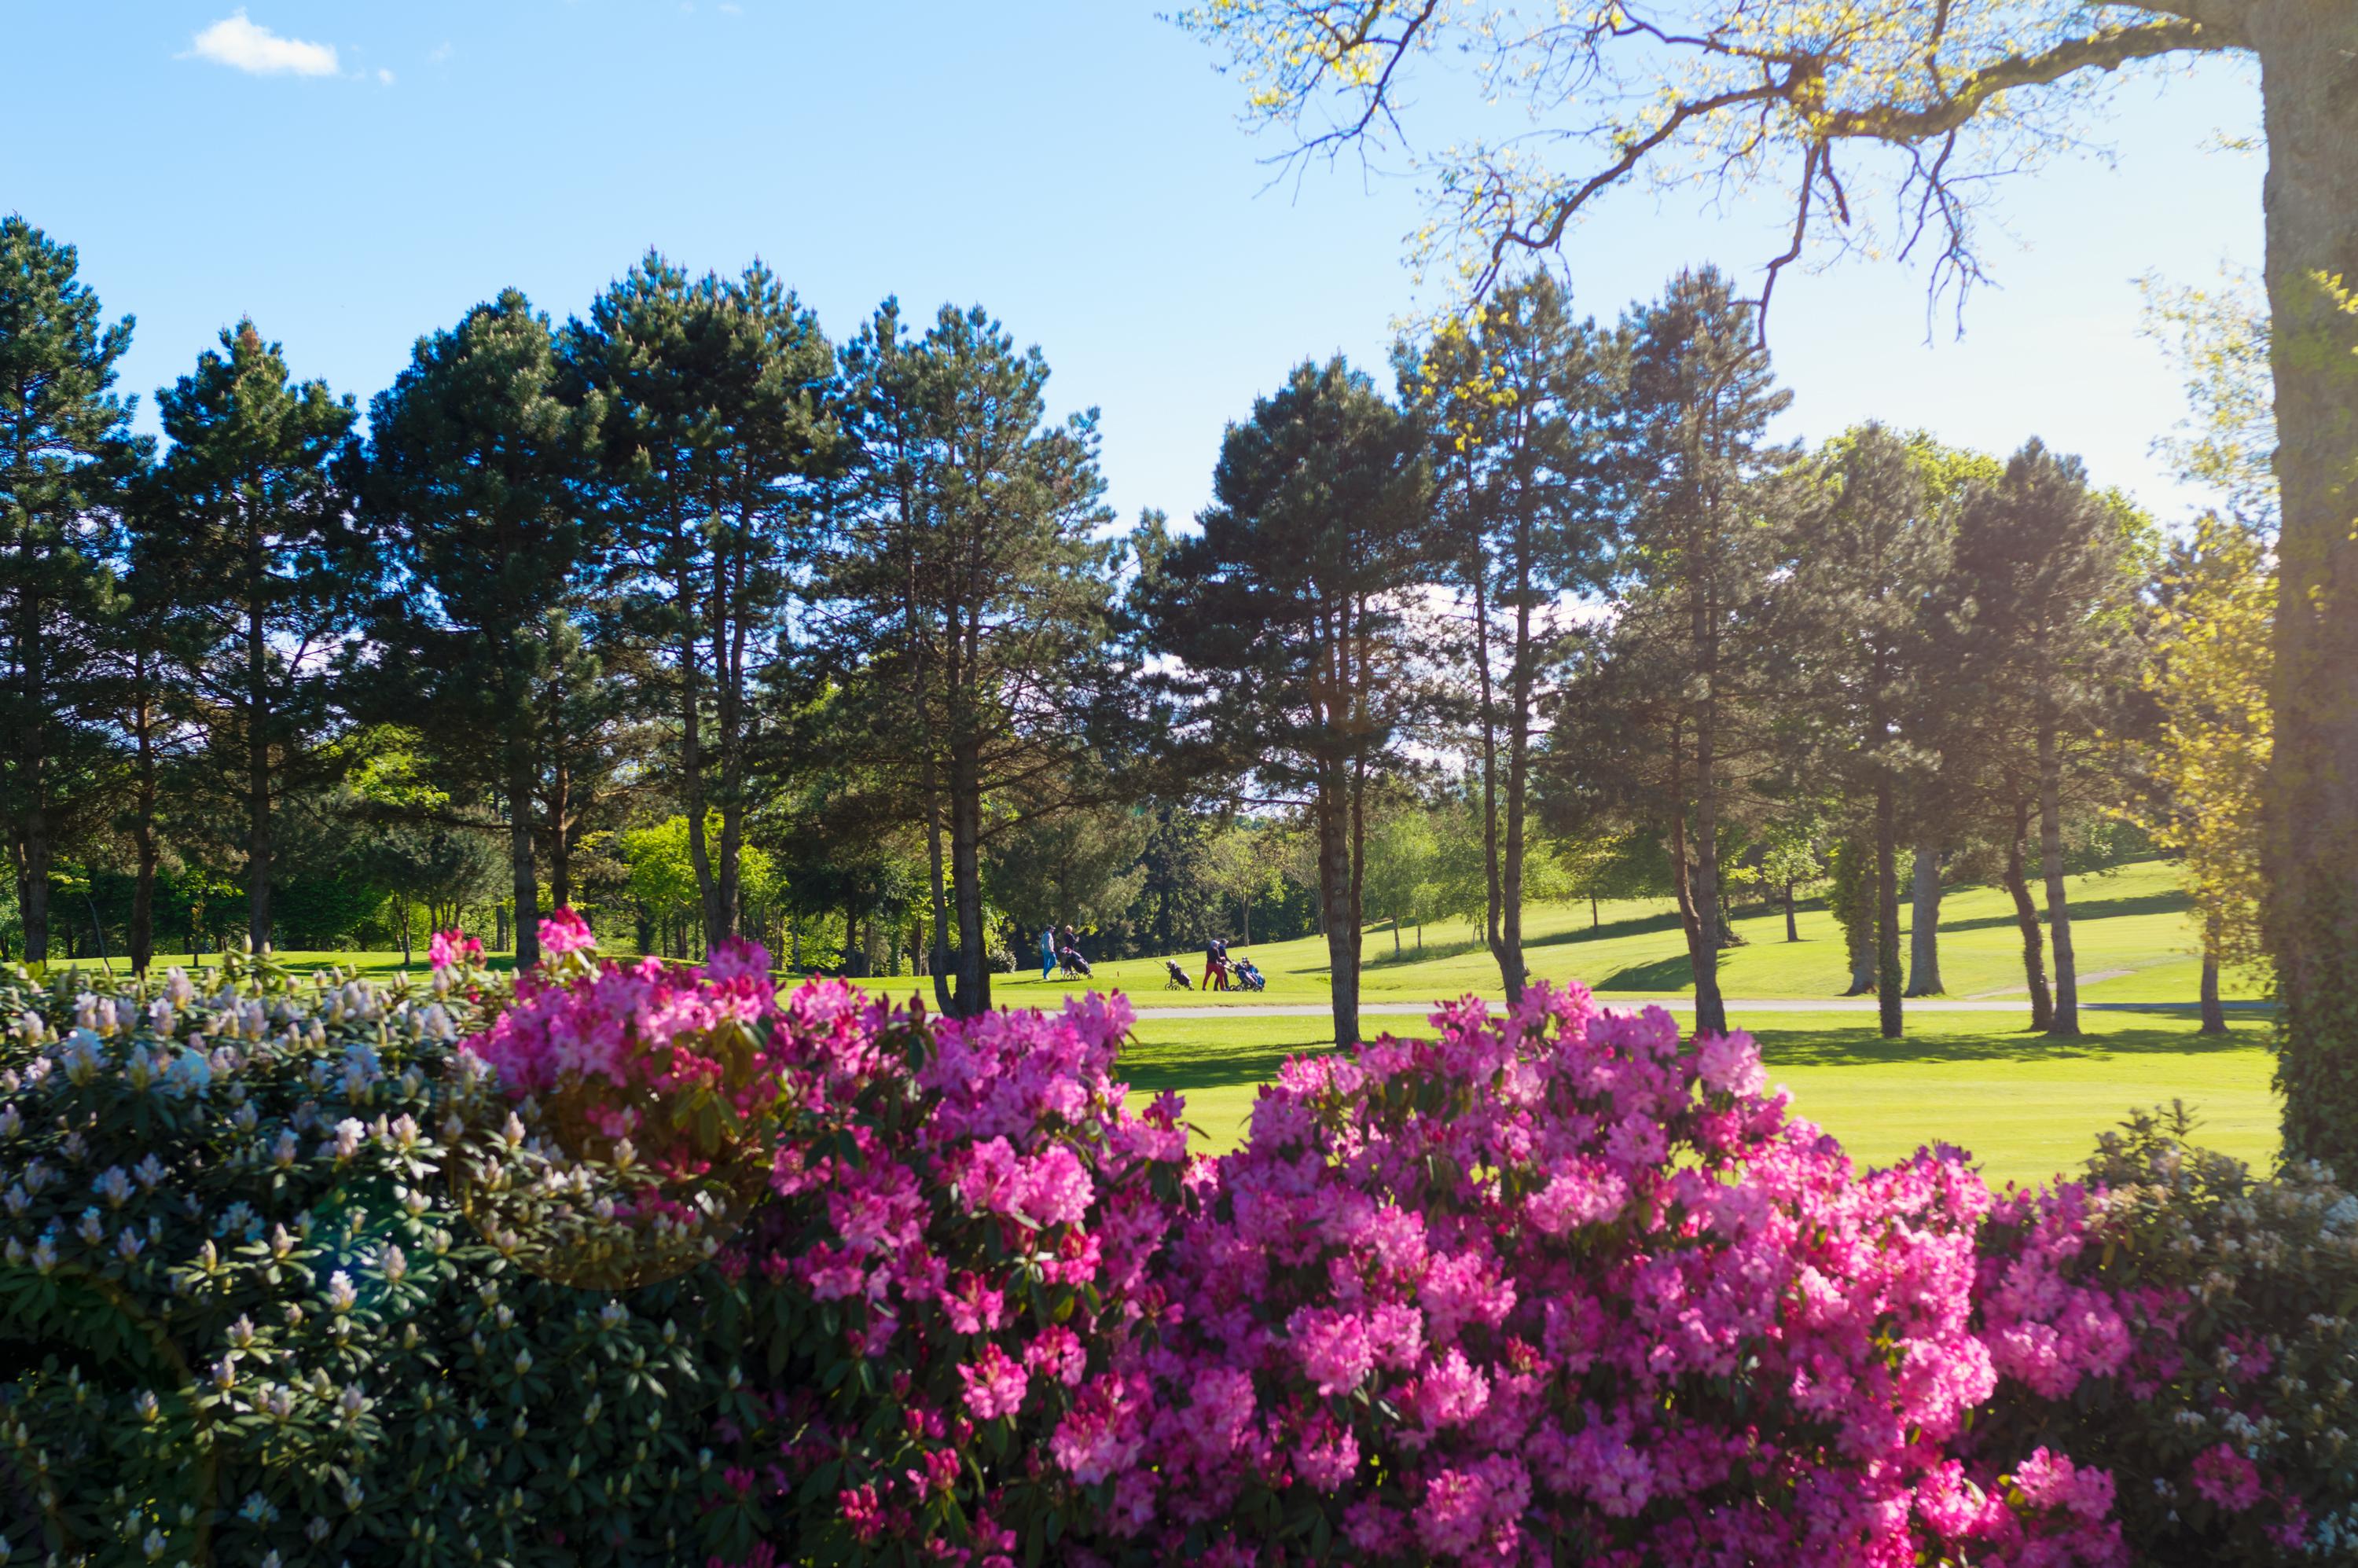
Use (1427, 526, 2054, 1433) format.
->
(1116, 1006, 2279, 1188)
(971, 857, 2262, 1013)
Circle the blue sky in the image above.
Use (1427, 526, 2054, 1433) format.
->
(9, 2, 2262, 529)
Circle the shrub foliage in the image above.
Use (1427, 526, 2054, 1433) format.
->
(1, 923, 2352, 1565)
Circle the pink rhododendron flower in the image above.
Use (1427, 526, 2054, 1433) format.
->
(538, 907, 595, 957)
(429, 928, 483, 970)
(958, 1342, 1029, 1421)
(2016, 1447, 2117, 1522)
(1695, 1029, 1768, 1096)
(2191, 1443, 2263, 1512)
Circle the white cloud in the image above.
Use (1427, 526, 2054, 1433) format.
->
(376, 67, 395, 84)
(428, 41, 454, 64)
(184, 10, 340, 76)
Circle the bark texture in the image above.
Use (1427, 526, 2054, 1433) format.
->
(2004, 802, 2055, 1032)
(1904, 839, 1944, 997)
(2250, 5, 2358, 1168)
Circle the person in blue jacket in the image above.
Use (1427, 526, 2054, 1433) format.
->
(1040, 925, 1058, 981)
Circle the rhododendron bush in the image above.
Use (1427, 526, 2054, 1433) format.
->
(3, 918, 2354, 1566)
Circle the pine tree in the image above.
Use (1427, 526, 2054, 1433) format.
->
(0, 218, 139, 966)
(1950, 442, 2147, 1038)
(1142, 357, 1432, 1047)
(138, 323, 357, 953)
(360, 290, 596, 967)
(1783, 424, 1956, 1038)
(1398, 272, 1621, 1003)
(568, 255, 838, 946)
(822, 301, 1124, 1017)
(1608, 268, 1795, 1037)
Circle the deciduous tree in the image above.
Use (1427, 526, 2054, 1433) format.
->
(1398, 271, 1619, 1001)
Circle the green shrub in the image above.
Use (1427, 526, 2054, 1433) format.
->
(1974, 1103, 2358, 1562)
(0, 952, 748, 1566)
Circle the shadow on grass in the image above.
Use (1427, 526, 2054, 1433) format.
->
(1592, 953, 1695, 992)
(1754, 1019, 2266, 1069)
(1116, 1037, 1341, 1097)
(1934, 890, 2191, 936)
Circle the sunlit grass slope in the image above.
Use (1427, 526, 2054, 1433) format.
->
(979, 857, 2257, 1012)
(1117, 1006, 2278, 1188)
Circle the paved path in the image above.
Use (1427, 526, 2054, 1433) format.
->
(1130, 997, 2273, 1022)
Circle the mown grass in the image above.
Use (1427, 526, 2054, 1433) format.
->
(1115, 1005, 2278, 1188)
(979, 858, 2264, 1013)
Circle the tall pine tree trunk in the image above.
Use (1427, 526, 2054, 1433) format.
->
(950, 739, 990, 1016)
(1875, 780, 1902, 1040)
(2253, 6, 2358, 1169)
(506, 721, 540, 969)
(1497, 577, 1533, 1004)
(13, 598, 50, 965)
(1904, 838, 1944, 996)
(1667, 725, 1706, 986)
(677, 556, 721, 946)
(1317, 769, 1360, 1048)
(1472, 538, 1504, 975)
(1691, 699, 1728, 1036)
(924, 768, 955, 1014)
(2039, 714, 2081, 1037)
(548, 749, 572, 913)
(2005, 800, 2054, 1030)
(129, 679, 157, 975)
(713, 549, 749, 942)
(245, 582, 271, 953)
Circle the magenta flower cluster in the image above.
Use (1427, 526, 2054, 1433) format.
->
(450, 928, 2297, 1565)
(457, 911, 784, 1166)
(1062, 985, 2146, 1566)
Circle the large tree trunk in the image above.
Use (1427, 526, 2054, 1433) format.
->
(1875, 780, 1902, 1040)
(1497, 573, 1533, 1004)
(245, 583, 271, 953)
(1666, 725, 1706, 986)
(506, 725, 541, 970)
(547, 747, 573, 913)
(1317, 770, 1360, 1047)
(129, 685, 157, 976)
(1783, 880, 1798, 943)
(19, 801, 47, 969)
(1904, 838, 1944, 996)
(1471, 529, 1504, 973)
(2199, 931, 2228, 1037)
(2039, 714, 2081, 1038)
(677, 556, 721, 946)
(950, 740, 990, 1016)
(2253, 7, 2358, 1169)
(12, 598, 49, 965)
(924, 768, 955, 1015)
(1691, 701, 1728, 1037)
(2004, 800, 2055, 1031)
(713, 548, 749, 943)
